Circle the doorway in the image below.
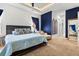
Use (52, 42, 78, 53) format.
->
(57, 15, 65, 37)
(53, 19, 58, 34)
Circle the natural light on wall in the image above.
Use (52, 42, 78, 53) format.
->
(0, 16, 2, 35)
(0, 10, 3, 35)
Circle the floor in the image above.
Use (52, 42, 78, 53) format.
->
(69, 35, 77, 41)
(12, 36, 79, 56)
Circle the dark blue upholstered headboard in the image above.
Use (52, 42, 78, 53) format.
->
(6, 25, 31, 35)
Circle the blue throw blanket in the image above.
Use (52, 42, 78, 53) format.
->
(0, 33, 47, 56)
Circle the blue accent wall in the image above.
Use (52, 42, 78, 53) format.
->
(32, 17, 39, 31)
(41, 11, 52, 35)
(66, 7, 79, 38)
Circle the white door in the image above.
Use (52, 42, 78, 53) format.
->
(57, 15, 64, 37)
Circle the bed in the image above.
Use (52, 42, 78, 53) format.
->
(0, 25, 47, 56)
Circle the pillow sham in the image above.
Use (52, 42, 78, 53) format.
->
(23, 28, 32, 34)
(18, 29, 24, 34)
(15, 28, 24, 35)
(12, 28, 32, 35)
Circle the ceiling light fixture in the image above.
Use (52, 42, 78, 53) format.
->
(32, 3, 34, 7)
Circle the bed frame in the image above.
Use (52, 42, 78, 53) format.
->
(6, 25, 31, 35)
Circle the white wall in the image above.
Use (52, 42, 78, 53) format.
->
(0, 3, 40, 35)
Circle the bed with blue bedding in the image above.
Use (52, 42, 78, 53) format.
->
(0, 33, 47, 56)
(0, 25, 47, 56)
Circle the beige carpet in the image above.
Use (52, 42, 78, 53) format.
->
(11, 37, 79, 56)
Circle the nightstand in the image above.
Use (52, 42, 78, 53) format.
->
(0, 35, 5, 46)
(38, 31, 51, 40)
(42, 35, 51, 40)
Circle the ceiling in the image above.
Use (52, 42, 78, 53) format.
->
(51, 3, 79, 11)
(21, 3, 79, 13)
(32, 3, 50, 9)
(23, 3, 53, 11)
